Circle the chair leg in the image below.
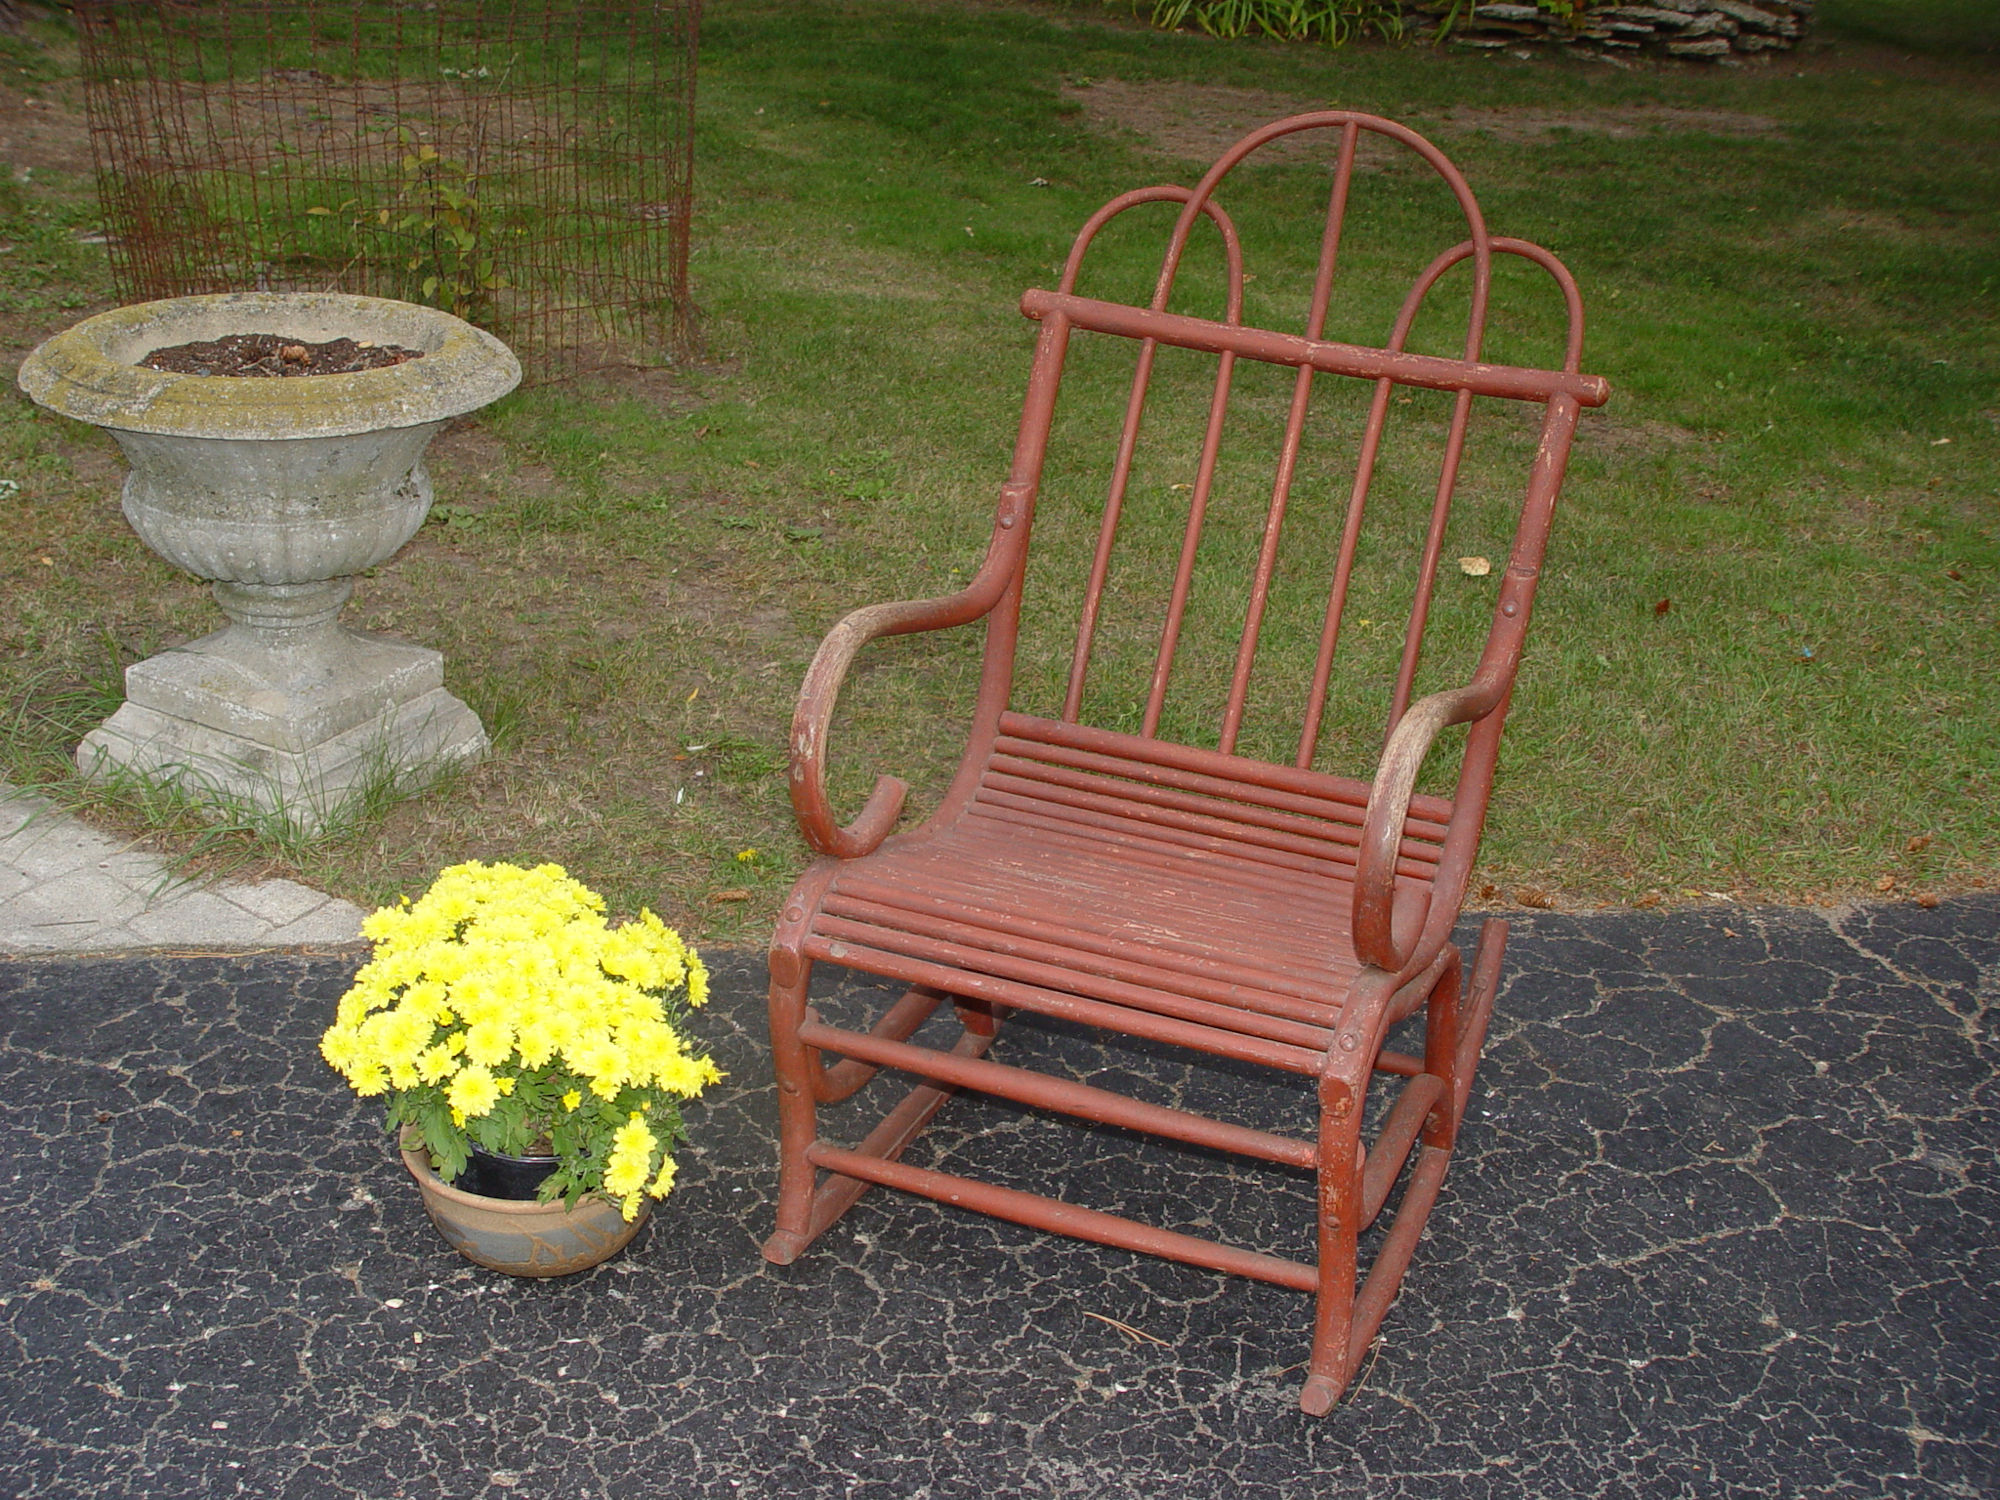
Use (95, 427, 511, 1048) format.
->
(762, 950, 821, 1265)
(1301, 935, 1504, 1415)
(1422, 945, 1467, 1153)
(1301, 1063, 1365, 1416)
(764, 956, 1002, 1266)
(1448, 919, 1506, 1132)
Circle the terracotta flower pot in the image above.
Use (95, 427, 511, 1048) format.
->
(399, 1134, 649, 1277)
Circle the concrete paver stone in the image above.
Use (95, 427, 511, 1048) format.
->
(0, 780, 365, 952)
(125, 891, 298, 948)
(0, 791, 41, 840)
(215, 877, 340, 926)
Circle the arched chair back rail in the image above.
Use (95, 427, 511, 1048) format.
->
(763, 112, 1608, 1416)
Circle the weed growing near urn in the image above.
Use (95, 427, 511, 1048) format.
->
(321, 860, 720, 1220)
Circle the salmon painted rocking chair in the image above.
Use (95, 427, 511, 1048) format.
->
(762, 112, 1608, 1415)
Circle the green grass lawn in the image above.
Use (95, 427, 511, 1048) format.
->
(0, 0, 1993, 935)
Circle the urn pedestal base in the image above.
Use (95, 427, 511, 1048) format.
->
(78, 620, 487, 831)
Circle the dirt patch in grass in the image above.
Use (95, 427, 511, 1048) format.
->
(1064, 81, 1781, 166)
(1436, 104, 1781, 142)
(0, 85, 91, 175)
(1572, 415, 1711, 457)
(1062, 81, 1393, 168)
(564, 362, 711, 414)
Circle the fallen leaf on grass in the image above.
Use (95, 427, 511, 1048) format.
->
(1515, 887, 1554, 909)
(1875, 875, 1897, 892)
(1654, 598, 1671, 615)
(707, 888, 751, 903)
(1457, 556, 1491, 576)
(1906, 834, 1933, 854)
(1915, 892, 1940, 909)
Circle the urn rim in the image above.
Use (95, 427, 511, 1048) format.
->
(16, 292, 522, 440)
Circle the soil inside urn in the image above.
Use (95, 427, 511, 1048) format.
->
(141, 333, 426, 377)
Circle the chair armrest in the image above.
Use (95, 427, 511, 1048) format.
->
(789, 483, 1032, 859)
(1351, 678, 1506, 972)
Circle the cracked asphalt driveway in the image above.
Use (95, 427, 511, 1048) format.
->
(1, 896, 1994, 1497)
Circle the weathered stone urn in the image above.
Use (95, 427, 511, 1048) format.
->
(17, 293, 520, 828)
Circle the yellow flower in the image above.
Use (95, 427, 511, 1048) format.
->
(604, 1112, 657, 1220)
(445, 1065, 501, 1119)
(416, 1044, 456, 1084)
(571, 1035, 628, 1099)
(561, 1089, 582, 1111)
(647, 1153, 677, 1201)
(462, 1017, 515, 1068)
(319, 1024, 363, 1078)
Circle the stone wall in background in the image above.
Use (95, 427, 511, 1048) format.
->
(1406, 0, 1815, 61)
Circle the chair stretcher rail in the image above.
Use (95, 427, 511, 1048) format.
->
(799, 1017, 1319, 1168)
(807, 1143, 1321, 1292)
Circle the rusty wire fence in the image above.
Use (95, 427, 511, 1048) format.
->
(75, 0, 700, 381)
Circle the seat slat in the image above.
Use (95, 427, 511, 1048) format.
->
(821, 891, 1344, 1023)
(800, 933, 1331, 1074)
(828, 872, 1352, 997)
(958, 800, 1441, 893)
(813, 916, 1337, 1049)
(990, 733, 1451, 847)
(963, 799, 1365, 891)
(988, 750, 1445, 865)
(872, 809, 1362, 930)
(974, 777, 1443, 884)
(839, 810, 1374, 987)
(998, 711, 1456, 826)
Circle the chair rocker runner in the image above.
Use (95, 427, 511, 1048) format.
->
(762, 112, 1609, 1415)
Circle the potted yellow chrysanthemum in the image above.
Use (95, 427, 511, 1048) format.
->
(321, 860, 720, 1275)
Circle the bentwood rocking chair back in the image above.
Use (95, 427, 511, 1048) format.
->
(762, 112, 1608, 1415)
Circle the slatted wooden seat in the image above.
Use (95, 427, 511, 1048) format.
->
(762, 111, 1608, 1415)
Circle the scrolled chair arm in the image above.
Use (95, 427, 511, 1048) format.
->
(1351, 676, 1508, 973)
(788, 482, 1033, 860)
